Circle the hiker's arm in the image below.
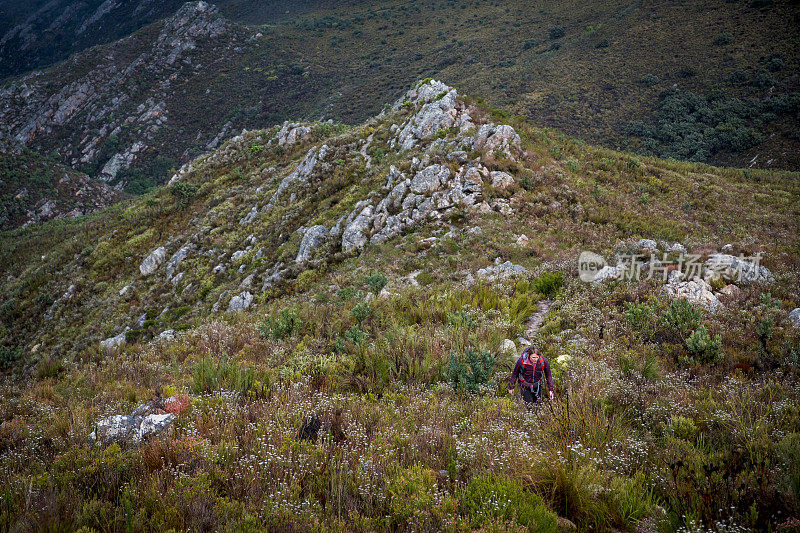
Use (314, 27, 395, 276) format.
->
(545, 359, 554, 398)
(508, 358, 521, 393)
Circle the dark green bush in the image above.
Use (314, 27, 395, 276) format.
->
(0, 345, 21, 369)
(639, 74, 660, 87)
(531, 272, 563, 298)
(351, 302, 372, 323)
(685, 326, 722, 364)
(549, 26, 565, 39)
(364, 272, 388, 294)
(446, 348, 497, 394)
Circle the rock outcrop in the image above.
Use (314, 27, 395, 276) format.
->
(140, 246, 167, 276)
(296, 225, 328, 263)
(662, 271, 721, 312)
(90, 397, 178, 447)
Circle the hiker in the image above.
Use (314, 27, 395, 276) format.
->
(508, 345, 554, 404)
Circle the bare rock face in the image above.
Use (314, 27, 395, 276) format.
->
(393, 80, 474, 151)
(477, 260, 528, 280)
(296, 225, 328, 263)
(90, 398, 177, 447)
(269, 146, 321, 206)
(490, 171, 515, 189)
(100, 329, 128, 356)
(788, 308, 800, 328)
(472, 124, 522, 161)
(0, 1, 235, 189)
(166, 243, 196, 281)
(228, 290, 253, 312)
(275, 122, 313, 148)
(409, 164, 451, 195)
(140, 246, 167, 276)
(342, 205, 374, 252)
(662, 271, 721, 312)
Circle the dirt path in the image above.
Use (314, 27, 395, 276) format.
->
(525, 298, 553, 338)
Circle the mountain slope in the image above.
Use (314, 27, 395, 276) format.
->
(0, 80, 799, 531)
(1, 0, 798, 196)
(0, 0, 188, 79)
(2, 78, 798, 366)
(0, 135, 119, 229)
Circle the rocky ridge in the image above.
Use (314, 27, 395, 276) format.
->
(1, 80, 792, 368)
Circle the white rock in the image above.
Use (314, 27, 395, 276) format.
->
(100, 329, 127, 355)
(158, 329, 176, 341)
(591, 265, 624, 283)
(663, 272, 720, 312)
(789, 308, 800, 328)
(500, 339, 517, 353)
(166, 244, 195, 280)
(228, 291, 253, 312)
(90, 415, 138, 445)
(490, 171, 515, 189)
(409, 164, 451, 195)
(296, 225, 328, 263)
(477, 261, 527, 280)
(139, 246, 167, 276)
(342, 205, 374, 252)
(136, 413, 175, 443)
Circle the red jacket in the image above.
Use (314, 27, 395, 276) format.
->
(509, 352, 553, 390)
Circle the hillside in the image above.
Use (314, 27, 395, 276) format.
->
(1, 0, 798, 201)
(0, 135, 119, 230)
(0, 80, 798, 531)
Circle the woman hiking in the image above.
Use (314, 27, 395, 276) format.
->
(508, 344, 554, 404)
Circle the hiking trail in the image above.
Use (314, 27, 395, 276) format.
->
(525, 299, 553, 338)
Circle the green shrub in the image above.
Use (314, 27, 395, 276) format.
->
(661, 299, 703, 337)
(448, 310, 476, 330)
(0, 345, 20, 369)
(351, 302, 372, 323)
(461, 474, 557, 532)
(531, 272, 563, 298)
(669, 415, 698, 441)
(640, 74, 660, 87)
(446, 348, 497, 394)
(609, 472, 654, 529)
(344, 324, 367, 345)
(713, 32, 732, 46)
(685, 325, 722, 364)
(549, 26, 565, 39)
(416, 271, 434, 286)
(337, 286, 360, 301)
(364, 272, 388, 294)
(169, 182, 198, 209)
(259, 308, 300, 340)
(624, 300, 659, 340)
(523, 38, 539, 50)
